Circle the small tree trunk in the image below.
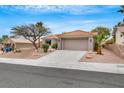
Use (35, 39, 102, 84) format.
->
(38, 38, 40, 48)
(97, 46, 102, 55)
(32, 42, 38, 50)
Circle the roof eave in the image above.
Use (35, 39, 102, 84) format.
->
(59, 35, 93, 38)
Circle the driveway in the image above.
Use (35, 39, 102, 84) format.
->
(37, 50, 87, 65)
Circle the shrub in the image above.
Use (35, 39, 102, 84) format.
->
(42, 43, 49, 52)
(51, 43, 58, 49)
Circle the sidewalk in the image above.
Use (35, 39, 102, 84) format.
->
(0, 57, 124, 74)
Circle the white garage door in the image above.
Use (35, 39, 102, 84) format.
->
(62, 38, 88, 51)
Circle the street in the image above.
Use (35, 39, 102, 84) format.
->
(0, 63, 124, 88)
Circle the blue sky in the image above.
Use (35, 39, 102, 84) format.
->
(0, 5, 123, 37)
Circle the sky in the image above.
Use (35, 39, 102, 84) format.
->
(0, 5, 123, 37)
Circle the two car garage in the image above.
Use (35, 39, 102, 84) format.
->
(61, 38, 88, 51)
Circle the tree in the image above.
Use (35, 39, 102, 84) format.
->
(35, 22, 48, 48)
(0, 38, 2, 43)
(2, 35, 9, 40)
(91, 27, 110, 54)
(0, 35, 9, 43)
(11, 22, 51, 50)
(118, 5, 124, 13)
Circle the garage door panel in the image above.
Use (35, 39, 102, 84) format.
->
(62, 38, 88, 51)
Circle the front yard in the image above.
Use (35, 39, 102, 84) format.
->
(80, 48, 124, 64)
(0, 48, 53, 59)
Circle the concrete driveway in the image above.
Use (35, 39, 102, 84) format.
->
(37, 50, 87, 65)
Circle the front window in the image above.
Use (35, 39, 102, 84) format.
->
(121, 32, 124, 37)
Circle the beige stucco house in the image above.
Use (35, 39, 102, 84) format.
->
(116, 26, 124, 45)
(5, 38, 43, 49)
(45, 30, 96, 51)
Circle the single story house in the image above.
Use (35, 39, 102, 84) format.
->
(45, 30, 96, 51)
(4, 38, 43, 49)
(115, 26, 124, 45)
(44, 34, 59, 45)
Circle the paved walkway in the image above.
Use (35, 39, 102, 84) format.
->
(0, 50, 124, 74)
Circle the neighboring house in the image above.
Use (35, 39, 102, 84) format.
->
(105, 26, 124, 59)
(4, 38, 43, 49)
(116, 26, 124, 45)
(45, 30, 96, 51)
(44, 34, 59, 45)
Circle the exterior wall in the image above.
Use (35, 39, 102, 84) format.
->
(105, 44, 124, 59)
(42, 38, 46, 44)
(16, 43, 34, 49)
(57, 38, 61, 50)
(15, 43, 42, 49)
(116, 29, 124, 45)
(88, 37, 94, 51)
(0, 44, 2, 49)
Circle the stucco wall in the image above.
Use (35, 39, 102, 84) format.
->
(16, 43, 34, 49)
(105, 44, 124, 59)
(15, 43, 42, 49)
(88, 37, 94, 51)
(57, 38, 61, 50)
(116, 28, 124, 45)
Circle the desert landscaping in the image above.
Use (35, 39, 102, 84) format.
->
(80, 48, 124, 64)
(0, 48, 53, 59)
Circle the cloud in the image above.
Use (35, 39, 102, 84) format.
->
(44, 18, 114, 34)
(0, 5, 118, 15)
(68, 20, 96, 24)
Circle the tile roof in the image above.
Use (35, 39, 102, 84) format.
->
(46, 34, 59, 39)
(46, 34, 61, 39)
(45, 30, 97, 39)
(9, 38, 43, 44)
(58, 30, 96, 38)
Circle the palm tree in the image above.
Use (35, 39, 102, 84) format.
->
(118, 5, 124, 13)
(92, 27, 110, 54)
(35, 22, 50, 48)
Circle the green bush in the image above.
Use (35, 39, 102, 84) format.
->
(51, 43, 58, 49)
(42, 43, 49, 52)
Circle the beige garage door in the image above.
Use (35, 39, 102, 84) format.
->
(62, 38, 88, 51)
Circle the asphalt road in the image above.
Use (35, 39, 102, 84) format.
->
(0, 63, 124, 88)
